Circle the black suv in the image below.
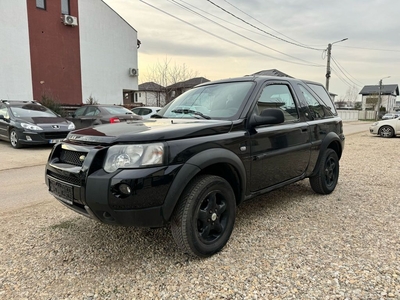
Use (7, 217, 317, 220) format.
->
(45, 76, 345, 257)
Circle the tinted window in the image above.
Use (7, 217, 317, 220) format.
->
(306, 83, 337, 114)
(298, 85, 334, 119)
(257, 84, 299, 122)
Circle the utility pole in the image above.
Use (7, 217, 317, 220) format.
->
(376, 76, 390, 120)
(325, 43, 332, 91)
(325, 38, 348, 92)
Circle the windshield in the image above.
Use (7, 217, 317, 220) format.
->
(10, 104, 58, 118)
(158, 81, 254, 119)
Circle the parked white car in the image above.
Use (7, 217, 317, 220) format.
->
(369, 116, 400, 138)
(382, 113, 400, 120)
(131, 106, 161, 119)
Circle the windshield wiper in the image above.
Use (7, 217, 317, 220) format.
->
(171, 109, 211, 119)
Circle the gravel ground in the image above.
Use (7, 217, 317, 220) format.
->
(1, 131, 399, 299)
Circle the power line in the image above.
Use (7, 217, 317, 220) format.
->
(330, 67, 354, 89)
(331, 56, 363, 88)
(175, 0, 268, 38)
(222, 0, 318, 49)
(140, 0, 324, 67)
(337, 45, 400, 53)
(169, 0, 323, 66)
(331, 56, 364, 86)
(206, 0, 324, 51)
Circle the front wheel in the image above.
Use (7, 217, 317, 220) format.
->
(309, 148, 339, 195)
(379, 126, 394, 138)
(9, 129, 22, 149)
(171, 175, 236, 258)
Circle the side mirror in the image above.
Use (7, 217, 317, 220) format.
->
(250, 108, 285, 127)
(0, 114, 8, 121)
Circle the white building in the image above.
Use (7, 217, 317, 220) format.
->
(135, 82, 166, 107)
(0, 0, 139, 106)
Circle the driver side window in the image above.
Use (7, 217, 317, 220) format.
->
(257, 84, 299, 122)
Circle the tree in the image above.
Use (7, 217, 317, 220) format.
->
(335, 96, 347, 109)
(143, 57, 198, 103)
(345, 85, 359, 103)
(86, 94, 99, 105)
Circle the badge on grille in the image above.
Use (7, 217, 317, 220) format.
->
(52, 125, 60, 129)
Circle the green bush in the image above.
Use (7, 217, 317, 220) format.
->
(39, 94, 67, 117)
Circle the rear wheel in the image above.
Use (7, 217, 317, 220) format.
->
(171, 175, 236, 257)
(379, 126, 394, 138)
(9, 129, 22, 149)
(310, 149, 339, 195)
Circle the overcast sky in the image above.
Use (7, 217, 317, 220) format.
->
(104, 0, 400, 100)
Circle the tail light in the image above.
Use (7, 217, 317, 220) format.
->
(109, 117, 120, 124)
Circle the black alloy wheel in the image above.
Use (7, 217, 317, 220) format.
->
(310, 148, 339, 195)
(171, 175, 236, 257)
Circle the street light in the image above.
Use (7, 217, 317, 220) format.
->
(325, 38, 348, 91)
(376, 76, 391, 120)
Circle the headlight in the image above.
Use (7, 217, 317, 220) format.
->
(68, 122, 75, 130)
(103, 143, 164, 173)
(371, 122, 378, 126)
(21, 122, 43, 131)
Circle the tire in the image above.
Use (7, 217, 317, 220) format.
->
(9, 129, 22, 149)
(309, 148, 339, 195)
(379, 126, 394, 138)
(171, 175, 236, 258)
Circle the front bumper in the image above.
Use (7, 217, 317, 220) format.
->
(17, 129, 69, 145)
(45, 143, 181, 227)
(369, 126, 379, 135)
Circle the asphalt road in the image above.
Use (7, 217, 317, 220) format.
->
(0, 121, 373, 212)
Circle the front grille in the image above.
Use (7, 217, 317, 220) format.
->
(42, 132, 69, 139)
(60, 149, 87, 166)
(47, 170, 81, 186)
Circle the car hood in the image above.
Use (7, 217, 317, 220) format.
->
(17, 116, 71, 125)
(374, 117, 400, 126)
(66, 119, 234, 144)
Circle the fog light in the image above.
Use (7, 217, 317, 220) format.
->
(26, 136, 32, 141)
(119, 183, 131, 195)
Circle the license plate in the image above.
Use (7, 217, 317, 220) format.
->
(49, 178, 73, 205)
(49, 139, 63, 144)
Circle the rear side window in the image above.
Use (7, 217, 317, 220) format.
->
(298, 85, 335, 119)
(306, 83, 337, 115)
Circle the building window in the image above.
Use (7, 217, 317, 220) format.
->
(36, 0, 46, 9)
(61, 0, 70, 15)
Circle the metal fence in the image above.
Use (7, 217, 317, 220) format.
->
(337, 110, 376, 121)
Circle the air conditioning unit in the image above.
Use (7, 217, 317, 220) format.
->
(62, 15, 78, 26)
(129, 68, 139, 76)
